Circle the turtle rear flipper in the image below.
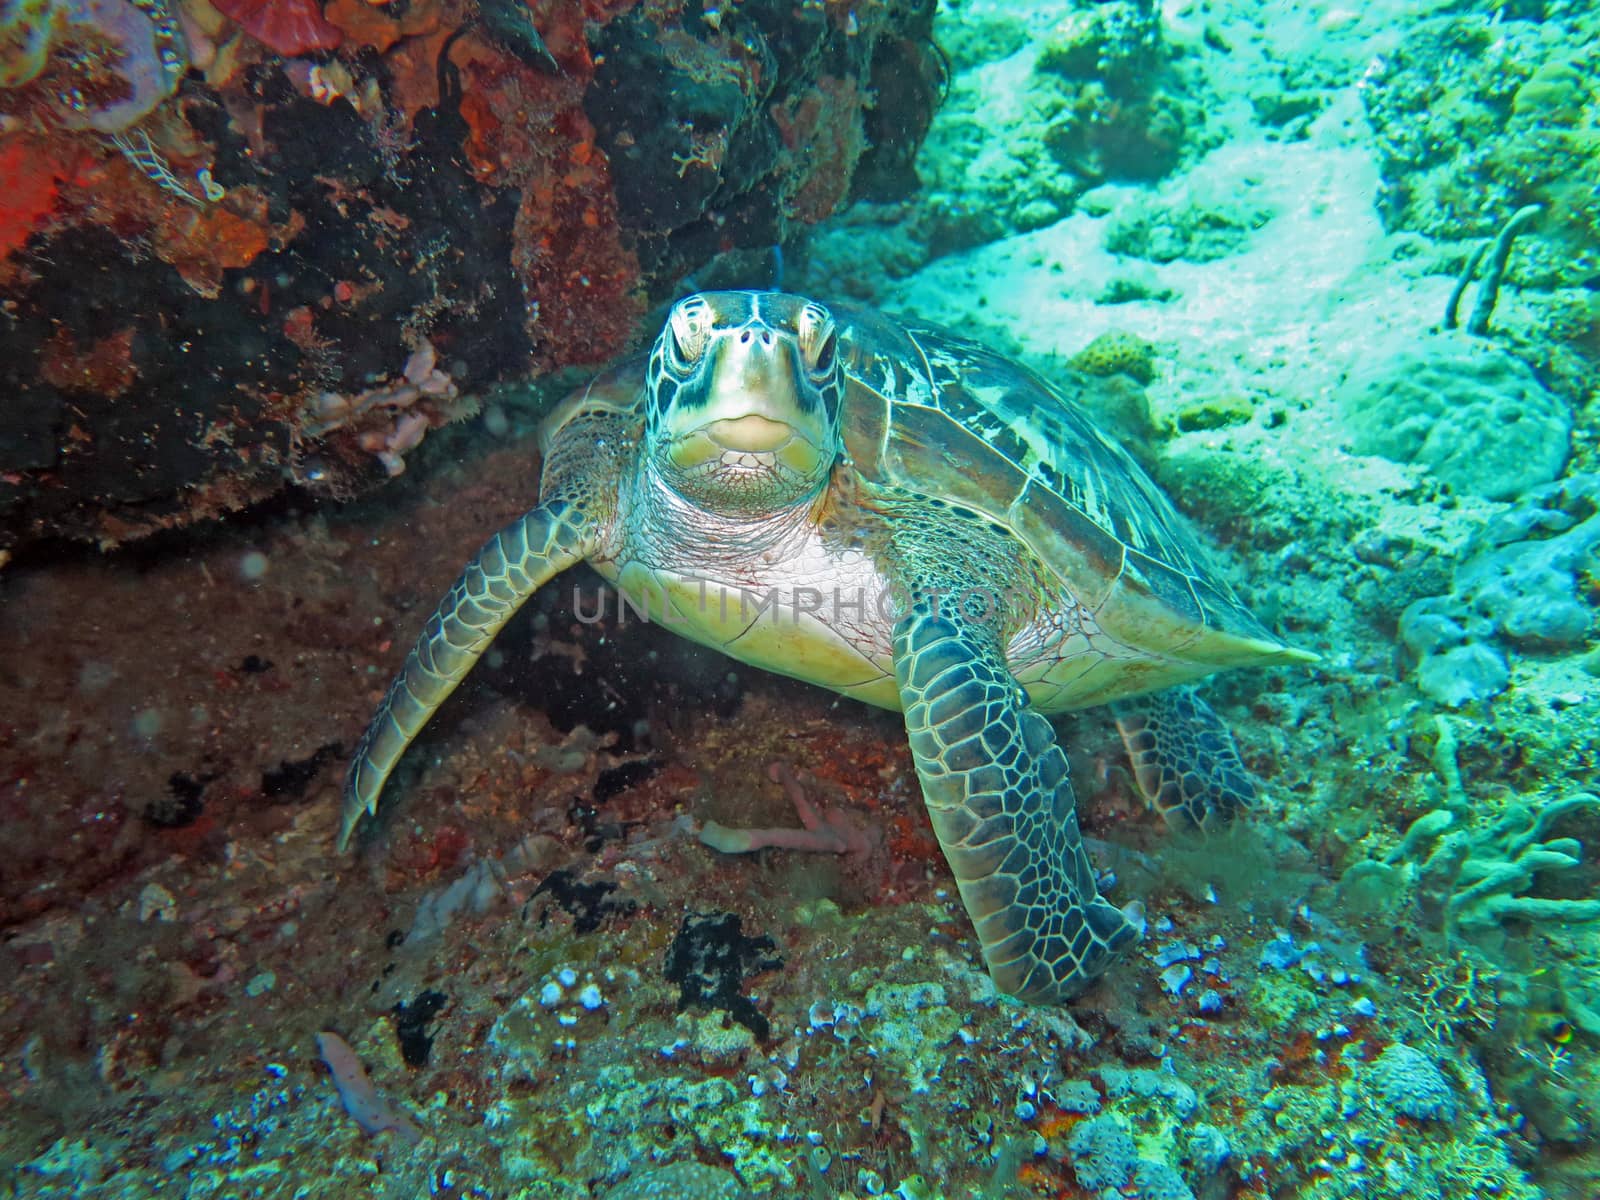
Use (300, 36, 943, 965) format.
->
(339, 502, 589, 850)
(894, 598, 1143, 1004)
(1113, 686, 1258, 833)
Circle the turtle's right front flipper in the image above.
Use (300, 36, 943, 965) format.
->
(1113, 686, 1257, 832)
(339, 501, 590, 850)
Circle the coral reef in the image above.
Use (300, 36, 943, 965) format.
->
(602, 1162, 751, 1200)
(901, 0, 1209, 243)
(1034, 0, 1192, 183)
(1104, 173, 1277, 264)
(1339, 330, 1572, 502)
(7, 0, 1600, 1196)
(1359, 5, 1600, 424)
(1398, 473, 1598, 705)
(0, 420, 1560, 1193)
(1066, 1114, 1139, 1188)
(1361, 10, 1600, 287)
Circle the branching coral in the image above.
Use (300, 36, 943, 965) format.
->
(1411, 792, 1600, 937)
(1442, 204, 1544, 335)
(1346, 787, 1600, 943)
(700, 762, 876, 858)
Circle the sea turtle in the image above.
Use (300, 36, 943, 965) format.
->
(340, 291, 1312, 1002)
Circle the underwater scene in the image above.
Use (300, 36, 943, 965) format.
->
(2, 0, 1599, 1196)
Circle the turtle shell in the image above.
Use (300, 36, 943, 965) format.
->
(831, 303, 1309, 675)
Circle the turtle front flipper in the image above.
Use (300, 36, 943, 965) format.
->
(339, 501, 590, 850)
(893, 597, 1144, 1003)
(1112, 686, 1257, 833)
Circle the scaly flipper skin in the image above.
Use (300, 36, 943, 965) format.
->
(1112, 686, 1257, 832)
(338, 501, 590, 850)
(893, 595, 1145, 1003)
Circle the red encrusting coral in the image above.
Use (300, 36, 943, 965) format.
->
(0, 139, 92, 266)
(452, 35, 643, 371)
(324, 0, 442, 54)
(154, 203, 276, 299)
(43, 145, 282, 300)
(511, 116, 644, 370)
(0, 141, 62, 261)
(212, 0, 343, 56)
(771, 76, 870, 224)
(39, 327, 139, 396)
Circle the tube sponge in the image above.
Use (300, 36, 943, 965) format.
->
(1067, 1116, 1138, 1190)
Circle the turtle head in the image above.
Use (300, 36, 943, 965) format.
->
(645, 291, 844, 511)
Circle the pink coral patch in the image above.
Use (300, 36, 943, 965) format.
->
(213, 0, 343, 55)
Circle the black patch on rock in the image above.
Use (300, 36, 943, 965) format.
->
(530, 869, 634, 935)
(392, 989, 448, 1067)
(568, 798, 631, 854)
(493, 568, 748, 754)
(664, 912, 783, 1042)
(593, 759, 661, 804)
(260, 742, 342, 800)
(146, 771, 213, 828)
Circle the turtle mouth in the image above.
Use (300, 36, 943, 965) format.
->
(705, 414, 793, 453)
(667, 420, 826, 481)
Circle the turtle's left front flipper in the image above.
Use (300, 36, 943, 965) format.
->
(339, 501, 590, 850)
(893, 595, 1144, 1004)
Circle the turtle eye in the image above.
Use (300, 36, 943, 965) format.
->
(812, 331, 837, 377)
(798, 304, 837, 377)
(666, 298, 711, 373)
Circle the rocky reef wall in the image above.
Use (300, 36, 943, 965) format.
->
(0, 0, 940, 553)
